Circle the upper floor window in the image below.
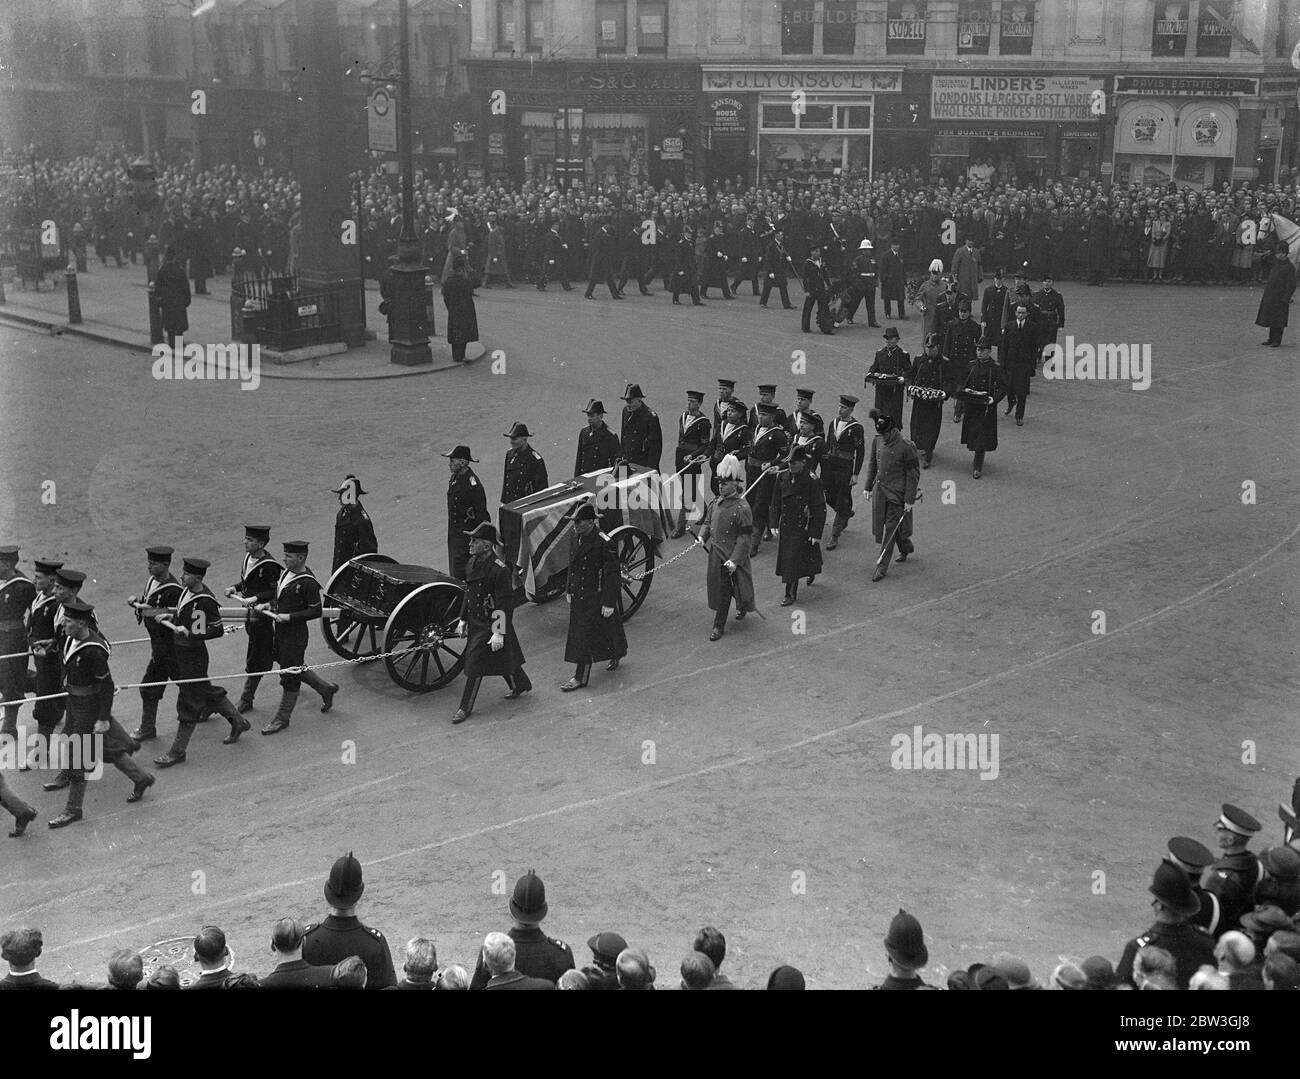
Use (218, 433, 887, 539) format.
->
(496, 0, 516, 52)
(781, 1, 815, 55)
(886, 1, 927, 56)
(957, 2, 991, 55)
(1152, 1, 1189, 56)
(1197, 0, 1234, 57)
(596, 0, 628, 56)
(525, 0, 544, 53)
(822, 1, 858, 55)
(998, 0, 1035, 56)
(637, 0, 667, 55)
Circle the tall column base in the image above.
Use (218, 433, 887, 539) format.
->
(388, 262, 433, 366)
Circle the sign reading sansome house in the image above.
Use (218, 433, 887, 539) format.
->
(931, 74, 1102, 121)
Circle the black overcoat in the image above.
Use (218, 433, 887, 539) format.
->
(564, 529, 627, 664)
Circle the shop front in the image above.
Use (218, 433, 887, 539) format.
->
(701, 67, 903, 185)
(1112, 76, 1257, 192)
(465, 60, 700, 187)
(929, 73, 1105, 183)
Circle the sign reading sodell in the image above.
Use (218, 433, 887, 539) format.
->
(932, 75, 1102, 122)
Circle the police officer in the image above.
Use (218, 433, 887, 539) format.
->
(574, 401, 621, 474)
(1204, 803, 1265, 934)
(801, 242, 834, 335)
(866, 326, 913, 431)
(672, 391, 712, 539)
(619, 383, 663, 471)
(153, 557, 251, 766)
(126, 545, 182, 741)
(303, 852, 397, 990)
(469, 871, 575, 989)
(25, 557, 64, 745)
(443, 445, 490, 580)
(48, 599, 155, 828)
(864, 408, 920, 583)
(259, 540, 339, 736)
(785, 388, 825, 439)
(1165, 836, 1222, 938)
(942, 298, 981, 421)
(823, 394, 865, 551)
(1115, 861, 1215, 989)
(746, 403, 789, 557)
(0, 546, 35, 737)
(331, 474, 378, 571)
(223, 526, 281, 715)
(501, 423, 549, 505)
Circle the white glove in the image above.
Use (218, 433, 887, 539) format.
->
(723, 559, 737, 572)
(601, 605, 615, 618)
(565, 593, 572, 604)
(490, 632, 504, 652)
(905, 502, 915, 512)
(456, 620, 467, 637)
(94, 720, 109, 734)
(769, 528, 780, 539)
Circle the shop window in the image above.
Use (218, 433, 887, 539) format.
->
(637, 0, 668, 55)
(782, 1, 815, 55)
(1196, 0, 1234, 58)
(1151, 2, 1189, 57)
(886, 1, 927, 55)
(839, 105, 873, 129)
(957, 2, 991, 55)
(525, 0, 544, 53)
(802, 104, 835, 129)
(496, 0, 515, 52)
(596, 0, 628, 55)
(998, 1, 1035, 56)
(823, 1, 858, 55)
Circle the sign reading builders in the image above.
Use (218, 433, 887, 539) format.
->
(931, 74, 1102, 122)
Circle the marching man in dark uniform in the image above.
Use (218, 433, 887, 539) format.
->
(152, 557, 251, 766)
(671, 225, 703, 305)
(958, 336, 1007, 479)
(1032, 272, 1065, 369)
(699, 454, 756, 641)
(500, 423, 549, 567)
(1001, 301, 1038, 427)
(785, 388, 825, 439)
(844, 239, 880, 326)
(560, 503, 627, 692)
(575, 401, 621, 474)
(823, 394, 865, 551)
(801, 242, 834, 335)
(619, 384, 663, 471)
(908, 333, 946, 469)
(749, 383, 788, 433)
(536, 220, 571, 292)
(331, 474, 378, 572)
(584, 220, 622, 300)
(1204, 803, 1265, 934)
(731, 214, 762, 297)
(224, 526, 281, 716)
(746, 402, 789, 557)
(866, 326, 913, 431)
(303, 853, 397, 990)
(126, 545, 182, 741)
(790, 410, 825, 475)
(1116, 861, 1215, 989)
(671, 391, 712, 539)
(48, 599, 155, 829)
(864, 409, 920, 583)
(771, 445, 827, 606)
(698, 220, 733, 300)
(25, 557, 65, 744)
(443, 445, 490, 580)
(979, 267, 1008, 360)
(942, 298, 981, 422)
(0, 546, 35, 737)
(259, 540, 339, 736)
(709, 398, 751, 495)
(453, 523, 531, 725)
(759, 227, 795, 309)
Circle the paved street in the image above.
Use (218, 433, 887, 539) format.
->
(0, 277, 1296, 989)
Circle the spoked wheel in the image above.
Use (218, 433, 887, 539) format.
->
(322, 554, 397, 660)
(607, 525, 653, 622)
(382, 580, 467, 692)
(528, 569, 568, 604)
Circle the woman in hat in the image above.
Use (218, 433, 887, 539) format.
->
(453, 523, 530, 724)
(442, 254, 480, 363)
(699, 454, 756, 640)
(561, 504, 627, 689)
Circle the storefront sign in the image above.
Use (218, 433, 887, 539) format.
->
(487, 132, 505, 156)
(888, 19, 926, 39)
(452, 121, 476, 143)
(1114, 75, 1258, 96)
(1116, 101, 1174, 155)
(467, 61, 699, 108)
(367, 87, 397, 154)
(710, 96, 747, 134)
(703, 68, 902, 92)
(661, 136, 684, 161)
(936, 125, 1041, 137)
(931, 75, 1101, 122)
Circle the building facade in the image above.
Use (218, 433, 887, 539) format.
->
(465, 0, 1300, 190)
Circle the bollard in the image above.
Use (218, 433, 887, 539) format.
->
(145, 234, 160, 284)
(72, 223, 87, 273)
(0, 262, 6, 305)
(147, 281, 164, 345)
(65, 262, 82, 324)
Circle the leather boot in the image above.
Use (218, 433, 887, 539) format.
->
(237, 676, 260, 714)
(153, 722, 194, 767)
(214, 696, 252, 744)
(453, 677, 481, 724)
(261, 690, 298, 735)
(43, 769, 70, 792)
(48, 776, 86, 829)
(301, 669, 339, 713)
(132, 698, 159, 741)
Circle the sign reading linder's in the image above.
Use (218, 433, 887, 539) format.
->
(932, 74, 1103, 122)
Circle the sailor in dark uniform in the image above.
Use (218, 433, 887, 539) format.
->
(259, 540, 339, 736)
(331, 474, 378, 572)
(575, 400, 621, 475)
(619, 383, 663, 470)
(1165, 836, 1222, 938)
(452, 522, 530, 725)
(822, 395, 866, 551)
(1204, 803, 1265, 934)
(469, 871, 576, 989)
(784, 388, 824, 439)
(25, 558, 65, 744)
(0, 547, 35, 738)
(866, 326, 913, 431)
(303, 853, 397, 990)
(126, 545, 182, 740)
(789, 410, 825, 476)
(1115, 861, 1215, 989)
(499, 423, 549, 568)
(709, 398, 752, 497)
(748, 384, 788, 433)
(223, 526, 281, 716)
(443, 444, 490, 580)
(746, 402, 789, 557)
(671, 391, 712, 539)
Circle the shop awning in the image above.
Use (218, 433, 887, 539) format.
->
(584, 113, 648, 129)
(522, 111, 556, 129)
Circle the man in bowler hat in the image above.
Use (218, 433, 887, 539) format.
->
(302, 853, 396, 989)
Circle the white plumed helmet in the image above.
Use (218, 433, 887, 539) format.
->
(716, 454, 745, 482)
(928, 258, 944, 272)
